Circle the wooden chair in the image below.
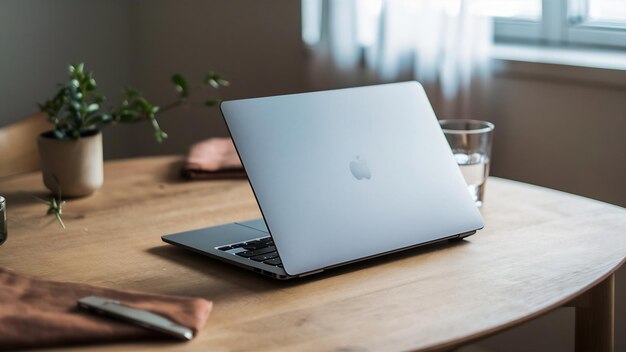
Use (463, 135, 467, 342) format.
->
(0, 112, 50, 178)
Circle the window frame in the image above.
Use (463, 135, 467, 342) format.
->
(494, 0, 626, 49)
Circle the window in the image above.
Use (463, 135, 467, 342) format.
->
(492, 0, 626, 48)
(472, 0, 542, 20)
(301, 0, 626, 50)
(581, 0, 626, 23)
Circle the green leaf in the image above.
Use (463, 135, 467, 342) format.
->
(87, 78, 96, 90)
(40, 190, 66, 229)
(204, 72, 229, 88)
(205, 99, 220, 106)
(53, 130, 65, 139)
(86, 103, 100, 113)
(55, 212, 66, 229)
(156, 129, 168, 143)
(70, 101, 81, 113)
(85, 113, 111, 127)
(204, 72, 217, 83)
(207, 78, 219, 88)
(171, 74, 189, 97)
(134, 97, 152, 113)
(40, 62, 229, 144)
(116, 110, 139, 122)
(149, 117, 168, 143)
(48, 198, 57, 215)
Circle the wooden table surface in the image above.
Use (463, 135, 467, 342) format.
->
(1, 156, 625, 351)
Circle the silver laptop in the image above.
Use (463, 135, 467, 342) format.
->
(162, 81, 483, 279)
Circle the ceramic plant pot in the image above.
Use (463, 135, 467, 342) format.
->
(37, 131, 103, 197)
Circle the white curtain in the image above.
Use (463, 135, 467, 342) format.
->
(302, 0, 493, 115)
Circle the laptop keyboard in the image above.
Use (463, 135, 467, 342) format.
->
(217, 236, 283, 268)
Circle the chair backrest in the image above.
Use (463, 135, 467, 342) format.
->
(0, 112, 51, 178)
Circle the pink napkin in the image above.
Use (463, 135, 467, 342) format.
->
(181, 138, 246, 180)
(0, 267, 212, 350)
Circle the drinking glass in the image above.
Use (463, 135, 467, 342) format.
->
(439, 120, 495, 207)
(0, 196, 6, 246)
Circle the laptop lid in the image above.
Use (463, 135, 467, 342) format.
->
(220, 81, 483, 276)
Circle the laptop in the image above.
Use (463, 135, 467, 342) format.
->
(162, 81, 483, 280)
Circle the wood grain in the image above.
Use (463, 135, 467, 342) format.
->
(0, 156, 624, 351)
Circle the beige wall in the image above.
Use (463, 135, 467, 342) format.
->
(0, 0, 131, 131)
(106, 0, 309, 159)
(477, 70, 626, 207)
(0, 0, 308, 161)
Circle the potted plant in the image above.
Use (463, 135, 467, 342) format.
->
(38, 63, 228, 197)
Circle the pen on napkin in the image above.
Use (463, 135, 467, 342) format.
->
(77, 296, 194, 340)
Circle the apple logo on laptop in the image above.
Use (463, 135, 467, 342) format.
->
(350, 156, 371, 180)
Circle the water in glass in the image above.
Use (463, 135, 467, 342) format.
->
(454, 152, 489, 207)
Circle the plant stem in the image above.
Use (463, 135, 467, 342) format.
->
(158, 100, 183, 113)
(158, 83, 212, 113)
(55, 212, 66, 229)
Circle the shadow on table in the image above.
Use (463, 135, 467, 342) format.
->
(147, 245, 280, 294)
(147, 237, 469, 291)
(1, 190, 53, 207)
(0, 190, 88, 226)
(160, 159, 187, 183)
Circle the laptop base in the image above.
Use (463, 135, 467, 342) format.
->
(162, 219, 476, 280)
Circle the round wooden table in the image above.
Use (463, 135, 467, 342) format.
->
(1, 156, 624, 351)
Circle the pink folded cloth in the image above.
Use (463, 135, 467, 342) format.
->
(181, 138, 246, 180)
(0, 267, 212, 350)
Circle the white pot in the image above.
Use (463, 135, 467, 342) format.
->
(37, 131, 104, 197)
